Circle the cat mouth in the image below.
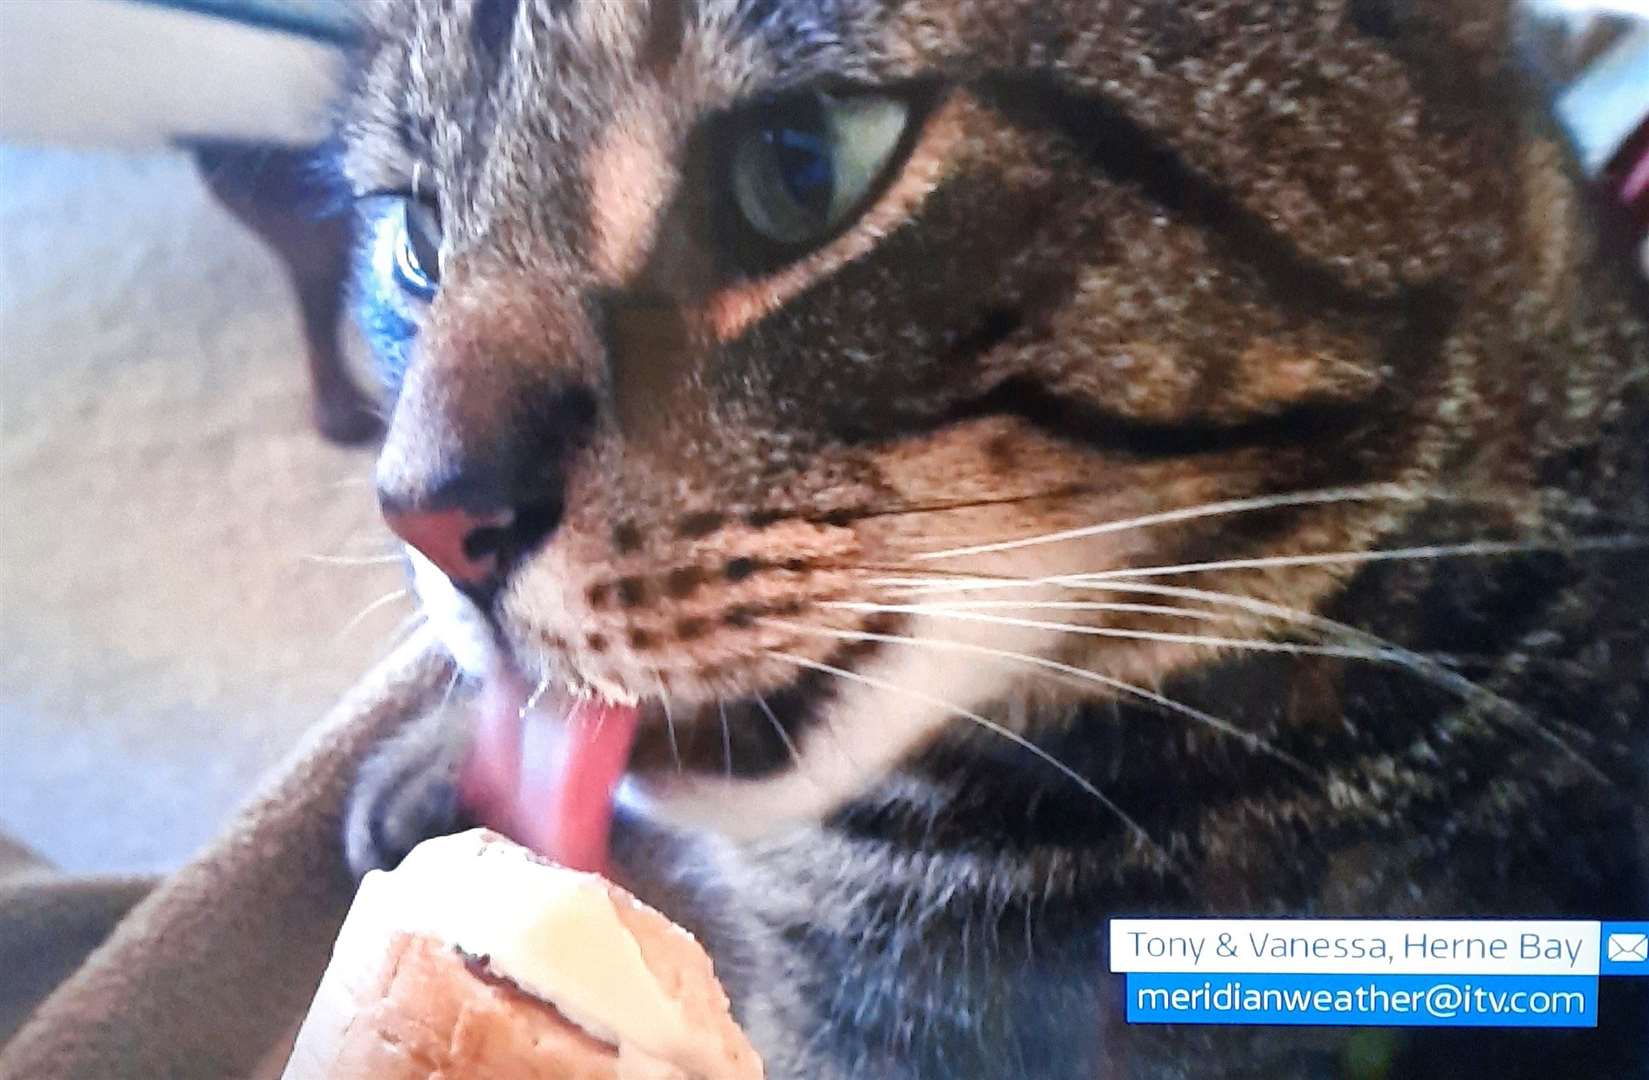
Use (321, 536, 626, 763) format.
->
(457, 659, 832, 875)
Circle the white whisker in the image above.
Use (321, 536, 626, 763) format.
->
(763, 620, 1319, 782)
(866, 575, 1544, 708)
(655, 673, 683, 774)
(377, 609, 430, 656)
(867, 573, 1489, 698)
(827, 604, 1406, 660)
(764, 648, 1174, 872)
(333, 588, 410, 641)
(1073, 536, 1646, 582)
(1069, 579, 1374, 630)
(916, 483, 1430, 560)
(859, 573, 1607, 782)
(868, 573, 1025, 594)
(301, 552, 407, 567)
(717, 699, 734, 781)
(863, 571, 1547, 721)
(437, 665, 463, 713)
(522, 675, 550, 717)
(753, 692, 805, 770)
(879, 535, 1646, 592)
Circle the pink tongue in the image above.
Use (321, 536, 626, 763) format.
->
(459, 674, 640, 876)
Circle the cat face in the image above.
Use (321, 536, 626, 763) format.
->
(342, 0, 1579, 834)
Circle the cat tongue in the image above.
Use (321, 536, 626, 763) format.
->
(459, 674, 639, 876)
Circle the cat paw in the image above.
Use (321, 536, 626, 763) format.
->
(344, 709, 471, 878)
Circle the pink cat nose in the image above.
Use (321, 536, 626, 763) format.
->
(374, 381, 593, 594)
(382, 505, 517, 589)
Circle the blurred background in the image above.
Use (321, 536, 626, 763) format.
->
(0, 0, 1644, 878)
(0, 0, 404, 874)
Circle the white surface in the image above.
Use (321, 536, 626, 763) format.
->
(0, 0, 344, 147)
(0, 141, 405, 873)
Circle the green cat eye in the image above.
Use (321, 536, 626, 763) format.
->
(727, 91, 911, 249)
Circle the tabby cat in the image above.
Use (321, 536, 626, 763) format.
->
(338, 1, 1649, 1076)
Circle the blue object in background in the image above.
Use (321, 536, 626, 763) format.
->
(133, 0, 355, 43)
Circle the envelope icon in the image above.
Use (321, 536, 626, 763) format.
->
(1608, 933, 1648, 962)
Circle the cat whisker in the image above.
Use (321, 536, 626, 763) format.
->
(916, 482, 1433, 560)
(873, 535, 1646, 594)
(717, 699, 734, 781)
(1070, 584, 1602, 778)
(825, 604, 1417, 661)
(762, 646, 1180, 875)
(864, 574, 1499, 703)
(1056, 579, 1374, 627)
(854, 573, 1607, 784)
(522, 675, 551, 717)
(654, 672, 683, 774)
(912, 483, 1649, 562)
(1063, 535, 1647, 582)
(753, 691, 805, 771)
(376, 609, 430, 657)
(861, 573, 1573, 699)
(762, 618, 1320, 784)
(436, 664, 464, 715)
(301, 552, 408, 567)
(753, 477, 1645, 537)
(858, 572, 1573, 712)
(333, 587, 411, 641)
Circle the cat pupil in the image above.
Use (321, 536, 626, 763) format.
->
(768, 127, 833, 218)
(398, 231, 425, 282)
(394, 200, 441, 298)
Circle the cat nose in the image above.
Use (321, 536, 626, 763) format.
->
(376, 383, 597, 594)
(379, 487, 564, 593)
(373, 281, 602, 594)
(381, 503, 521, 589)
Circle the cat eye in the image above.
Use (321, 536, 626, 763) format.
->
(725, 90, 911, 253)
(391, 197, 443, 299)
